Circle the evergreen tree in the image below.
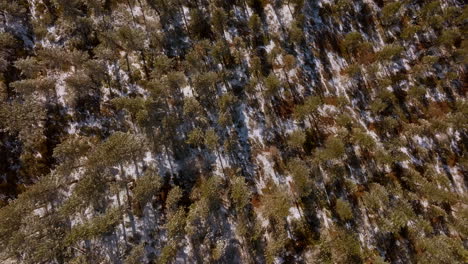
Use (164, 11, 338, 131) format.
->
(335, 198, 353, 221)
(287, 158, 312, 198)
(229, 175, 251, 212)
(287, 130, 306, 151)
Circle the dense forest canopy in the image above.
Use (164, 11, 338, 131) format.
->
(0, 0, 466, 263)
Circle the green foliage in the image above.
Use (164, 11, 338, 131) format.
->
(420, 1, 441, 22)
(165, 208, 186, 238)
(362, 183, 389, 213)
(53, 135, 93, 174)
(415, 235, 467, 264)
(186, 127, 205, 147)
(408, 85, 426, 99)
(133, 168, 162, 206)
(351, 128, 376, 150)
(343, 63, 361, 79)
(249, 56, 263, 78)
(217, 92, 237, 112)
(65, 73, 96, 98)
(401, 24, 422, 40)
(124, 244, 145, 264)
(212, 240, 225, 261)
(14, 57, 42, 78)
(60, 172, 108, 215)
(335, 198, 353, 221)
(65, 208, 122, 245)
(230, 176, 251, 212)
(318, 136, 346, 161)
(248, 14, 262, 36)
(152, 55, 174, 78)
(319, 226, 363, 263)
(158, 240, 178, 264)
(211, 7, 227, 36)
(1, 1, 466, 262)
(380, 200, 414, 233)
(289, 22, 304, 43)
(0, 98, 46, 154)
(37, 48, 89, 70)
(376, 44, 404, 61)
(287, 130, 306, 150)
(331, 0, 353, 15)
(89, 132, 145, 168)
(185, 177, 224, 236)
(111, 97, 146, 117)
(438, 28, 461, 48)
(381, 2, 403, 25)
(287, 158, 312, 197)
(264, 73, 281, 97)
(193, 176, 223, 206)
(166, 186, 183, 212)
(183, 97, 203, 117)
(293, 96, 322, 121)
(210, 40, 231, 65)
(261, 182, 291, 224)
(205, 128, 219, 151)
(192, 71, 218, 98)
(341, 32, 364, 55)
(116, 25, 146, 51)
(265, 227, 288, 264)
(165, 71, 186, 91)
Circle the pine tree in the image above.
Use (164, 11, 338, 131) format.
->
(53, 135, 94, 176)
(229, 175, 251, 212)
(132, 168, 162, 207)
(320, 226, 363, 263)
(124, 243, 145, 264)
(211, 7, 227, 40)
(192, 71, 218, 103)
(287, 158, 312, 198)
(89, 132, 146, 171)
(65, 208, 122, 247)
(264, 73, 281, 98)
(335, 198, 353, 221)
(186, 127, 205, 147)
(351, 128, 376, 151)
(260, 181, 291, 225)
(166, 186, 183, 213)
(341, 32, 364, 56)
(293, 96, 323, 136)
(287, 130, 306, 151)
(381, 2, 403, 26)
(318, 136, 346, 161)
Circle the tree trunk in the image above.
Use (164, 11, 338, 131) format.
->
(177, 0, 191, 35)
(116, 189, 128, 247)
(126, 0, 137, 26)
(164, 144, 175, 183)
(133, 157, 141, 178)
(120, 163, 138, 239)
(216, 148, 226, 178)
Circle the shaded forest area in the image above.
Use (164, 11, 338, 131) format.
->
(0, 0, 467, 263)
